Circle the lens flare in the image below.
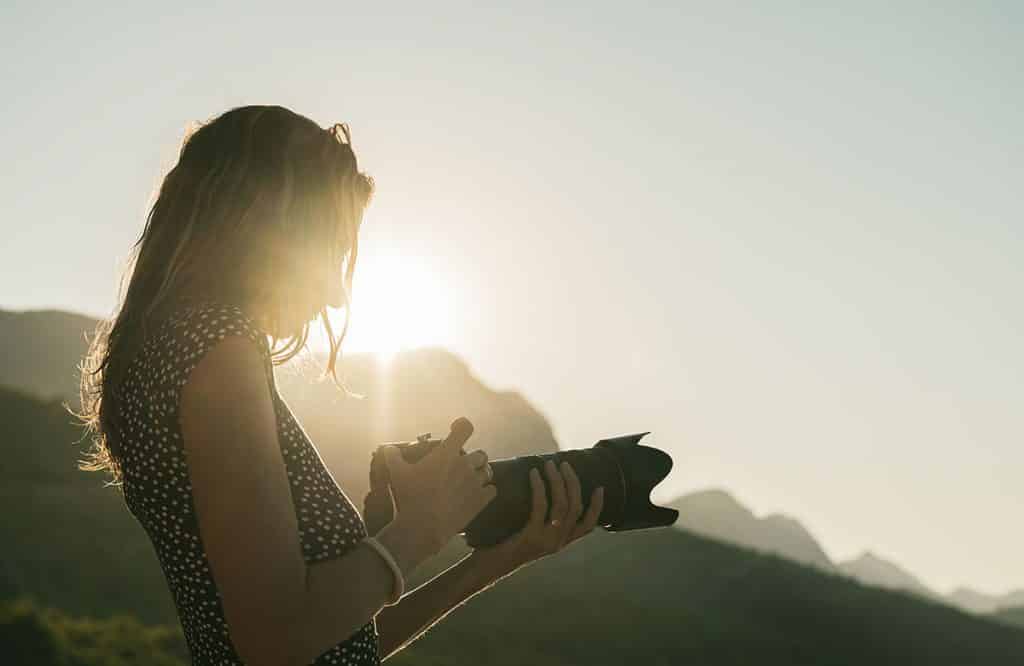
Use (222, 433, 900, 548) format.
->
(311, 251, 456, 362)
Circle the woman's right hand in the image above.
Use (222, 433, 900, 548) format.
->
(380, 417, 498, 564)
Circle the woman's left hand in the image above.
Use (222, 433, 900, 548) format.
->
(470, 459, 605, 575)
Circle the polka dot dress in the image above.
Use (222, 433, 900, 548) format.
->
(118, 300, 379, 665)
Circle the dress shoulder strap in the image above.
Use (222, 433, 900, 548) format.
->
(159, 299, 276, 396)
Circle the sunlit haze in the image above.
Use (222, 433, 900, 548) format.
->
(310, 250, 460, 361)
(2, 2, 1020, 595)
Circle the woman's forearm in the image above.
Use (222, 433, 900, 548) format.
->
(278, 515, 438, 666)
(375, 548, 518, 661)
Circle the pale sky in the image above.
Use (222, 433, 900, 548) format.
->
(2, 2, 1021, 594)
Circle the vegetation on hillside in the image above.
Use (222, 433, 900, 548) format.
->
(0, 598, 186, 666)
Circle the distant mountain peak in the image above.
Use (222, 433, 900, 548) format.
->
(669, 488, 834, 571)
(838, 551, 936, 600)
(670, 487, 752, 514)
(761, 512, 810, 531)
(948, 587, 1024, 614)
(849, 550, 884, 564)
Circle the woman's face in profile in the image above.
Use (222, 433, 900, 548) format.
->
(281, 240, 347, 324)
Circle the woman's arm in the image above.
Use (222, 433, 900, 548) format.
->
(180, 336, 438, 666)
(375, 548, 518, 660)
(375, 460, 605, 660)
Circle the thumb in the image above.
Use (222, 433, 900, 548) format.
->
(379, 445, 410, 482)
(441, 417, 474, 456)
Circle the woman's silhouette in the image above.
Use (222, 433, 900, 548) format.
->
(74, 105, 605, 665)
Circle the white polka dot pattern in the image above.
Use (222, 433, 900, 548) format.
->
(118, 300, 379, 665)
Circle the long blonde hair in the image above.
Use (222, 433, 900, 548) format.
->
(73, 105, 375, 483)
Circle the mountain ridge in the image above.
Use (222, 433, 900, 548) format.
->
(949, 587, 1024, 614)
(669, 488, 835, 572)
(2, 305, 1020, 615)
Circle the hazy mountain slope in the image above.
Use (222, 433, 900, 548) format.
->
(669, 488, 835, 571)
(949, 587, 1024, 614)
(837, 555, 1024, 614)
(0, 385, 178, 623)
(838, 551, 937, 600)
(0, 308, 97, 406)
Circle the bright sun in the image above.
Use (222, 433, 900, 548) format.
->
(308, 252, 455, 361)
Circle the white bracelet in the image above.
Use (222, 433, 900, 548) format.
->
(363, 536, 405, 605)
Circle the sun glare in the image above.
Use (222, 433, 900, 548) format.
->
(309, 251, 456, 362)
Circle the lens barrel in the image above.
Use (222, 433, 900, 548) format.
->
(364, 432, 678, 547)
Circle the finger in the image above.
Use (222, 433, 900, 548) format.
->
(561, 461, 584, 524)
(571, 486, 605, 542)
(456, 451, 490, 489)
(464, 449, 488, 470)
(544, 459, 569, 527)
(374, 447, 404, 506)
(379, 445, 407, 477)
(441, 417, 474, 456)
(474, 463, 493, 487)
(553, 463, 580, 546)
(525, 467, 548, 532)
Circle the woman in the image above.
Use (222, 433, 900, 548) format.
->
(75, 105, 605, 665)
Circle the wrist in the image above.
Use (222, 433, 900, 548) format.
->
(374, 513, 443, 578)
(467, 544, 527, 580)
(363, 536, 405, 605)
